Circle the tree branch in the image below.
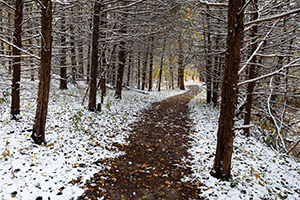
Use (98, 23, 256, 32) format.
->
(0, 0, 15, 11)
(238, 57, 300, 87)
(246, 8, 300, 27)
(0, 37, 40, 60)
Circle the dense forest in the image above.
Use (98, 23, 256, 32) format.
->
(0, 0, 300, 199)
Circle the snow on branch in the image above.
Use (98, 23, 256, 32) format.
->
(246, 8, 300, 27)
(102, 0, 145, 13)
(33, 0, 45, 9)
(0, 37, 41, 60)
(238, 57, 300, 87)
(196, 1, 228, 7)
(238, 20, 279, 76)
(233, 124, 255, 130)
(287, 138, 300, 155)
(0, 0, 15, 10)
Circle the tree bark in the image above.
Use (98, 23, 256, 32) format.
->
(127, 52, 132, 87)
(115, 22, 127, 99)
(178, 38, 185, 90)
(87, 22, 92, 84)
(70, 17, 77, 84)
(32, 0, 53, 145)
(244, 0, 258, 136)
(170, 65, 174, 90)
(59, 11, 67, 90)
(212, 26, 222, 107)
(141, 51, 148, 91)
(100, 9, 107, 103)
(115, 40, 127, 99)
(205, 6, 212, 104)
(11, 0, 23, 119)
(158, 40, 166, 92)
(148, 37, 154, 91)
(0, 7, 4, 66)
(211, 0, 244, 180)
(88, 1, 101, 111)
(137, 51, 141, 89)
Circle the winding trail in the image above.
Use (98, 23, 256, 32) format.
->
(78, 85, 204, 200)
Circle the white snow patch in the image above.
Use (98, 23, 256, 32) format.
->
(187, 83, 300, 199)
(0, 79, 184, 200)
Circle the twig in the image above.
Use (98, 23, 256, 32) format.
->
(287, 138, 300, 155)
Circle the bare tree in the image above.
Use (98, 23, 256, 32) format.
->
(32, 0, 53, 145)
(11, 0, 23, 119)
(88, 1, 101, 111)
(211, 0, 245, 180)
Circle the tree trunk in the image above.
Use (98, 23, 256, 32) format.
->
(127, 52, 132, 87)
(212, 28, 222, 107)
(170, 65, 174, 90)
(59, 11, 67, 90)
(212, 57, 222, 107)
(115, 27, 127, 99)
(100, 9, 107, 103)
(178, 38, 185, 90)
(137, 52, 141, 89)
(32, 0, 53, 145)
(148, 37, 154, 91)
(78, 8, 84, 79)
(244, 0, 258, 136)
(141, 51, 148, 91)
(70, 20, 77, 84)
(0, 7, 4, 66)
(88, 1, 101, 111)
(78, 41, 84, 79)
(11, 0, 23, 119)
(205, 7, 212, 104)
(87, 22, 92, 84)
(111, 54, 116, 87)
(158, 40, 166, 92)
(211, 0, 244, 180)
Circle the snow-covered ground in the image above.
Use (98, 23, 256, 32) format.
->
(1, 80, 299, 200)
(0, 79, 184, 200)
(187, 83, 300, 199)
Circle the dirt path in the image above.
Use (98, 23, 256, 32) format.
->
(78, 85, 204, 200)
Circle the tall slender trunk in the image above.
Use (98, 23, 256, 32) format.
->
(158, 40, 166, 92)
(7, 10, 12, 74)
(59, 11, 67, 89)
(32, 0, 53, 144)
(141, 51, 148, 91)
(78, 42, 84, 78)
(87, 22, 92, 84)
(127, 52, 132, 87)
(111, 54, 116, 87)
(70, 18, 77, 83)
(0, 7, 4, 66)
(170, 66, 174, 90)
(115, 24, 127, 99)
(244, 0, 258, 136)
(205, 6, 212, 104)
(178, 37, 185, 90)
(88, 1, 101, 111)
(148, 37, 154, 91)
(211, 0, 245, 180)
(11, 0, 23, 119)
(100, 9, 107, 103)
(212, 30, 221, 107)
(29, 38, 35, 81)
(78, 9, 84, 78)
(137, 51, 141, 89)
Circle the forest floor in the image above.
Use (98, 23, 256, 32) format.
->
(0, 80, 300, 200)
(76, 85, 203, 200)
